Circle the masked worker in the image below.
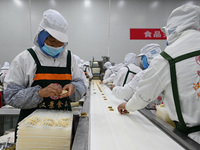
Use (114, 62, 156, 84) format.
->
(118, 4, 200, 144)
(101, 63, 124, 85)
(113, 44, 162, 102)
(110, 53, 142, 90)
(83, 61, 93, 79)
(103, 61, 112, 80)
(3, 9, 87, 141)
(100, 61, 112, 84)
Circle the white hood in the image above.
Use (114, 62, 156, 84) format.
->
(84, 61, 90, 66)
(161, 4, 200, 45)
(123, 53, 137, 66)
(34, 9, 68, 47)
(104, 61, 112, 69)
(137, 43, 162, 64)
(1, 62, 10, 70)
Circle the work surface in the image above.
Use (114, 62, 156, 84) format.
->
(89, 80, 184, 150)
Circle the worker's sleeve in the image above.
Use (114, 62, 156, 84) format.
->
(126, 63, 165, 112)
(86, 67, 93, 79)
(103, 79, 108, 84)
(103, 69, 112, 80)
(112, 71, 144, 100)
(70, 77, 87, 102)
(70, 54, 87, 101)
(107, 73, 117, 83)
(3, 52, 43, 109)
(103, 73, 116, 84)
(3, 52, 33, 89)
(112, 84, 133, 100)
(4, 83, 43, 109)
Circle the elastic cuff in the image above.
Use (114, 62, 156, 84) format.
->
(34, 85, 43, 103)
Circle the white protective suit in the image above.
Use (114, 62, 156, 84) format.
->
(4, 9, 86, 109)
(74, 54, 89, 88)
(83, 61, 93, 79)
(113, 53, 142, 86)
(103, 63, 124, 84)
(125, 4, 200, 144)
(113, 44, 162, 101)
(103, 61, 113, 80)
(113, 71, 144, 100)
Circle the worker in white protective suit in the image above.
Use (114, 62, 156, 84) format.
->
(74, 54, 84, 70)
(83, 61, 93, 79)
(103, 61, 112, 80)
(110, 53, 142, 90)
(118, 4, 200, 144)
(74, 54, 89, 89)
(100, 61, 112, 84)
(113, 44, 162, 104)
(3, 9, 87, 141)
(102, 63, 124, 85)
(0, 62, 10, 84)
(79, 59, 84, 70)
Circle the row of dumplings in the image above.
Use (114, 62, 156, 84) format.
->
(23, 115, 70, 127)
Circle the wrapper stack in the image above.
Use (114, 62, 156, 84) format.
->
(16, 109, 73, 150)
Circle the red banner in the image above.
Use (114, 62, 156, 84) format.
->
(130, 28, 166, 40)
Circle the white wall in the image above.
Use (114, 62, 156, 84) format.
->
(0, 0, 200, 67)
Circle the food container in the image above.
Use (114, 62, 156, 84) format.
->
(156, 104, 175, 127)
(16, 109, 73, 150)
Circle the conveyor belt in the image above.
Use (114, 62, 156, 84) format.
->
(139, 108, 200, 150)
(89, 80, 184, 150)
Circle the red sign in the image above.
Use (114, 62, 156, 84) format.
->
(130, 28, 166, 40)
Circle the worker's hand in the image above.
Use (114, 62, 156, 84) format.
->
(110, 85, 115, 90)
(118, 102, 129, 114)
(59, 84, 75, 98)
(86, 74, 89, 78)
(38, 83, 62, 98)
(99, 81, 103, 84)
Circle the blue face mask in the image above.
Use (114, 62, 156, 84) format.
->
(42, 43, 64, 58)
(166, 41, 169, 46)
(142, 55, 149, 69)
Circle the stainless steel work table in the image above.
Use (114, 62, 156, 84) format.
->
(0, 107, 20, 136)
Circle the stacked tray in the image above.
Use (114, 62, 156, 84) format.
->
(16, 109, 73, 150)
